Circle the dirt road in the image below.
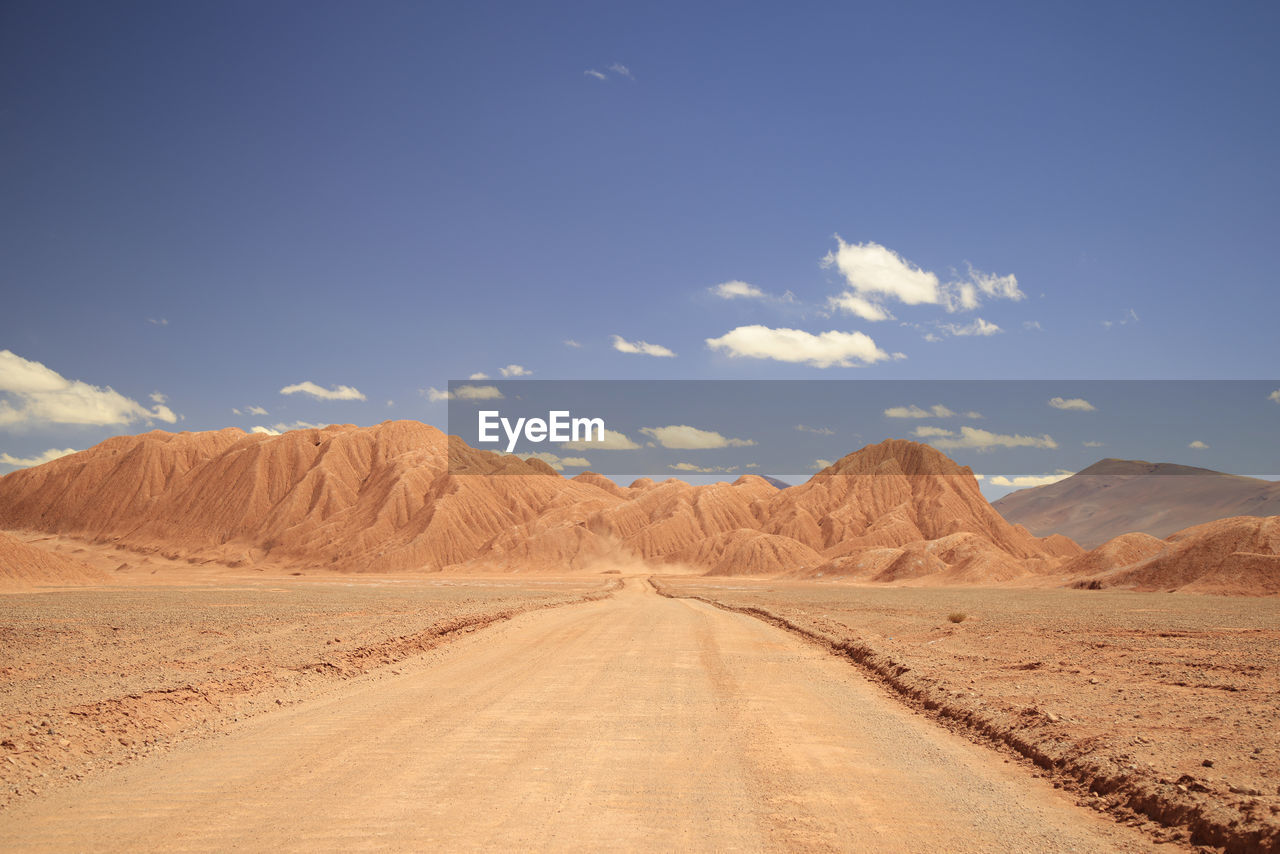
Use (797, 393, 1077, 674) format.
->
(1, 578, 1161, 852)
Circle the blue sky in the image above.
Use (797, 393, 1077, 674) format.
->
(2, 1, 1277, 485)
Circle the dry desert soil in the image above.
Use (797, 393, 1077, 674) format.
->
(1, 544, 1277, 852)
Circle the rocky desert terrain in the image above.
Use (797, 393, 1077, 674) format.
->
(2, 422, 1278, 851)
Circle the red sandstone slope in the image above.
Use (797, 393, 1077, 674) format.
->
(1068, 516, 1280, 595)
(0, 424, 1074, 581)
(0, 532, 108, 588)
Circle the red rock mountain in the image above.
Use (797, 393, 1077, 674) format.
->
(2, 422, 1074, 581)
(1066, 516, 1280, 595)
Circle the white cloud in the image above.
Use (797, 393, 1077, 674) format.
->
(247, 405, 268, 416)
(913, 425, 1057, 451)
(669, 462, 738, 473)
(562, 428, 641, 451)
(884, 404, 956, 419)
(584, 69, 607, 81)
(147, 317, 168, 326)
(563, 339, 582, 348)
(608, 63, 634, 79)
(1049, 397, 1096, 412)
(712, 280, 767, 300)
(252, 421, 325, 435)
(923, 332, 943, 343)
(279, 381, 366, 401)
(745, 462, 759, 468)
(0, 447, 78, 468)
(822, 237, 1021, 321)
(386, 399, 394, 407)
(640, 425, 756, 449)
(795, 424, 835, 435)
(705, 325, 887, 368)
(525, 451, 590, 471)
(823, 238, 940, 307)
(150, 391, 167, 404)
(276, 421, 326, 431)
(985, 470, 1074, 488)
(1188, 440, 1209, 450)
(0, 350, 178, 427)
(1023, 320, 1042, 331)
(1269, 389, 1280, 404)
(827, 292, 895, 321)
(810, 459, 834, 470)
(468, 372, 490, 380)
(424, 385, 504, 403)
(500, 364, 532, 377)
(942, 318, 1001, 337)
(612, 335, 676, 358)
(1083, 440, 1104, 448)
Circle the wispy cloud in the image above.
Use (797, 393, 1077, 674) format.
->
(1102, 308, 1140, 329)
(563, 339, 583, 348)
(423, 385, 503, 403)
(640, 425, 755, 449)
(941, 317, 1001, 337)
(147, 317, 168, 326)
(500, 364, 532, 377)
(1083, 440, 1104, 447)
(710, 280, 795, 304)
(795, 424, 835, 435)
(1049, 397, 1096, 411)
(612, 335, 676, 358)
(984, 470, 1074, 488)
(1269, 389, 1280, 404)
(0, 447, 79, 468)
(883, 404, 982, 419)
(669, 462, 738, 473)
(706, 325, 887, 368)
(912, 425, 1057, 451)
(468, 372, 489, 380)
(279, 381, 366, 401)
(0, 350, 177, 427)
(585, 63, 634, 82)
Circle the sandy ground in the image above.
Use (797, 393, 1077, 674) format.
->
(0, 571, 612, 810)
(0, 577, 1165, 853)
(657, 577, 1280, 851)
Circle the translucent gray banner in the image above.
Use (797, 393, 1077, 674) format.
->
(445, 380, 1280, 484)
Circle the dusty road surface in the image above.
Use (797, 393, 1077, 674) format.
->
(2, 578, 1162, 853)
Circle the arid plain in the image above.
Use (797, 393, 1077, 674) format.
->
(2, 422, 1278, 852)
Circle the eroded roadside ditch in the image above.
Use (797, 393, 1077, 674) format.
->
(651, 577, 1279, 854)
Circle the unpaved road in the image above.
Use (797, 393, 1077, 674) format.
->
(1, 578, 1162, 852)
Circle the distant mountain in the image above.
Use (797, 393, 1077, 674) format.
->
(993, 458, 1280, 548)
